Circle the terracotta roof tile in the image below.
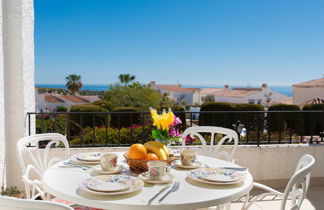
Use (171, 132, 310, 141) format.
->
(45, 95, 64, 103)
(293, 78, 324, 88)
(270, 97, 293, 105)
(198, 88, 260, 98)
(156, 85, 200, 92)
(59, 95, 89, 103)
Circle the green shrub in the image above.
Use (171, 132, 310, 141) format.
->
(268, 104, 303, 134)
(92, 100, 112, 111)
(302, 104, 324, 135)
(199, 102, 235, 127)
(70, 125, 152, 145)
(36, 114, 66, 135)
(234, 104, 265, 132)
(56, 106, 67, 112)
(70, 104, 108, 135)
(110, 107, 141, 128)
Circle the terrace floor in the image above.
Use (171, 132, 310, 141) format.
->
(198, 185, 324, 209)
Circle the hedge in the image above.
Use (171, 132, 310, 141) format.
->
(302, 104, 324, 135)
(56, 106, 67, 112)
(198, 102, 264, 131)
(70, 104, 108, 135)
(268, 104, 303, 134)
(110, 107, 141, 128)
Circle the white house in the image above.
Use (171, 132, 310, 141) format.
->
(36, 93, 100, 112)
(293, 77, 324, 105)
(193, 84, 288, 107)
(148, 81, 200, 105)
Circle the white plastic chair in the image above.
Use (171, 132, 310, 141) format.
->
(243, 154, 315, 210)
(16, 133, 70, 200)
(181, 126, 238, 162)
(0, 196, 73, 210)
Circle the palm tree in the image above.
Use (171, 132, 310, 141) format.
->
(65, 74, 83, 95)
(118, 74, 135, 86)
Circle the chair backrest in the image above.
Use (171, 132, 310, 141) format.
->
(0, 196, 73, 210)
(280, 154, 315, 210)
(181, 126, 238, 162)
(16, 133, 70, 199)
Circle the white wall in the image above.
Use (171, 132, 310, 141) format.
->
(293, 86, 324, 105)
(0, 0, 6, 188)
(2, 0, 35, 188)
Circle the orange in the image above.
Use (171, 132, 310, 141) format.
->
(146, 153, 159, 161)
(128, 144, 147, 160)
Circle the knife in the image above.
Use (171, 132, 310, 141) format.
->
(147, 185, 171, 205)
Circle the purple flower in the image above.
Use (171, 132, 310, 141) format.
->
(169, 116, 182, 128)
(168, 128, 181, 137)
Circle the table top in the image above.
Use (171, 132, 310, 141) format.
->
(42, 152, 253, 210)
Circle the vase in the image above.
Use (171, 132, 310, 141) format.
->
(155, 139, 172, 151)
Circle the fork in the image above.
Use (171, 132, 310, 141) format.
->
(158, 181, 180, 203)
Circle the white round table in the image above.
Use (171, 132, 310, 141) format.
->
(43, 152, 253, 210)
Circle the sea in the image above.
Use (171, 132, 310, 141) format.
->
(36, 84, 293, 97)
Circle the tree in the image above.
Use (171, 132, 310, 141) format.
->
(202, 95, 215, 103)
(118, 74, 136, 86)
(104, 83, 174, 110)
(65, 74, 83, 95)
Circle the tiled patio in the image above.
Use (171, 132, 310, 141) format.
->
(199, 186, 324, 209)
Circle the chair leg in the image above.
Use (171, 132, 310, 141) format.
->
(241, 193, 250, 210)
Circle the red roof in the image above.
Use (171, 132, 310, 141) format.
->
(293, 78, 324, 88)
(44, 95, 64, 103)
(156, 85, 199, 92)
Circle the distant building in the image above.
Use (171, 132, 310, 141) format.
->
(36, 93, 100, 112)
(293, 77, 324, 105)
(148, 81, 200, 105)
(193, 83, 288, 107)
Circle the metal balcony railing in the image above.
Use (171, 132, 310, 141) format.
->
(27, 111, 324, 147)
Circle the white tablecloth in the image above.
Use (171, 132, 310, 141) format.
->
(43, 152, 253, 210)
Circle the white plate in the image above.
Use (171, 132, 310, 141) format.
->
(72, 152, 101, 162)
(175, 160, 202, 169)
(87, 176, 130, 192)
(187, 168, 245, 185)
(139, 172, 174, 184)
(70, 157, 100, 165)
(91, 165, 123, 175)
(80, 175, 144, 195)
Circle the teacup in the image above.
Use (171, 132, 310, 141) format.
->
(147, 161, 169, 180)
(180, 149, 197, 166)
(100, 153, 117, 171)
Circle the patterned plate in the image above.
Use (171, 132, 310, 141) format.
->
(174, 160, 202, 169)
(72, 152, 102, 162)
(139, 172, 174, 184)
(86, 175, 130, 192)
(187, 168, 245, 185)
(80, 175, 144, 195)
(91, 165, 123, 175)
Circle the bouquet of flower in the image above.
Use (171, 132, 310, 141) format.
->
(149, 107, 182, 145)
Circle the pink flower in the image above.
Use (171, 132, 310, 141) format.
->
(168, 128, 181, 137)
(169, 116, 182, 128)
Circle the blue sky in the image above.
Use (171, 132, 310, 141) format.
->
(35, 0, 324, 86)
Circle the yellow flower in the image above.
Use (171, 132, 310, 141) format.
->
(150, 107, 175, 131)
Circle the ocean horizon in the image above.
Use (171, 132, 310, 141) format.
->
(36, 84, 293, 97)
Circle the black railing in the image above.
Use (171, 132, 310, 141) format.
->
(27, 111, 324, 147)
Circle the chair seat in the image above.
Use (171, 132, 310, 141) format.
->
(229, 198, 315, 210)
(52, 198, 104, 210)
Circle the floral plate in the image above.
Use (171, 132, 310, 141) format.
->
(174, 160, 202, 169)
(91, 165, 123, 175)
(187, 168, 245, 185)
(80, 175, 144, 195)
(73, 152, 102, 162)
(139, 172, 174, 184)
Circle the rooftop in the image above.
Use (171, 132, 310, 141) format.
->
(293, 77, 324, 88)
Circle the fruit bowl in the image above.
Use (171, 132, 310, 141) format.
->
(124, 153, 175, 173)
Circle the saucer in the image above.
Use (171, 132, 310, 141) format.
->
(139, 172, 174, 184)
(175, 160, 202, 169)
(91, 165, 123, 175)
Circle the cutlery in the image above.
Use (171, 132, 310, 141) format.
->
(220, 167, 247, 171)
(147, 185, 171, 205)
(158, 181, 180, 203)
(58, 165, 89, 170)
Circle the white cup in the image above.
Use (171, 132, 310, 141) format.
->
(100, 153, 117, 171)
(147, 161, 169, 180)
(180, 149, 197, 166)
